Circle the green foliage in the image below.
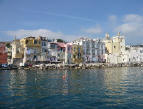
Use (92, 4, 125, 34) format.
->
(57, 39, 65, 43)
(6, 43, 11, 48)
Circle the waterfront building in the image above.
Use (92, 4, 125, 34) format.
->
(57, 42, 66, 63)
(65, 43, 72, 64)
(20, 36, 41, 65)
(47, 42, 67, 64)
(37, 36, 51, 63)
(72, 37, 105, 63)
(125, 45, 143, 64)
(48, 42, 58, 62)
(0, 42, 7, 64)
(71, 44, 83, 64)
(6, 42, 12, 65)
(104, 32, 126, 64)
(11, 39, 23, 65)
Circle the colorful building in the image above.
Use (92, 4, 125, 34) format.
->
(72, 44, 83, 64)
(104, 32, 126, 64)
(11, 39, 23, 65)
(48, 42, 58, 62)
(72, 37, 105, 63)
(20, 36, 41, 65)
(124, 45, 143, 64)
(0, 42, 7, 64)
(57, 42, 66, 63)
(6, 42, 12, 65)
(37, 36, 51, 63)
(65, 43, 72, 64)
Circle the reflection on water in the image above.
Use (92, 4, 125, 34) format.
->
(62, 70, 69, 95)
(104, 68, 128, 94)
(0, 67, 143, 108)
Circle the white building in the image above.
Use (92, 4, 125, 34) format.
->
(65, 43, 72, 64)
(11, 39, 23, 65)
(124, 45, 143, 64)
(38, 36, 51, 62)
(72, 37, 105, 63)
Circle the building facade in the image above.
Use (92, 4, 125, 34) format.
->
(0, 42, 7, 64)
(20, 36, 41, 65)
(37, 36, 52, 63)
(72, 37, 105, 63)
(104, 32, 126, 64)
(11, 39, 23, 65)
(65, 43, 72, 64)
(124, 45, 143, 64)
(72, 44, 83, 64)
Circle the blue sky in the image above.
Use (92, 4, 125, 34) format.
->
(0, 0, 143, 44)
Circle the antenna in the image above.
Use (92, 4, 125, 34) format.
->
(117, 32, 120, 36)
(15, 35, 17, 40)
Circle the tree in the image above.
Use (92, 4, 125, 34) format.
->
(6, 43, 11, 48)
(57, 39, 65, 43)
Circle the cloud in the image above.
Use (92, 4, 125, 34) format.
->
(43, 12, 96, 23)
(83, 27, 102, 34)
(114, 14, 143, 44)
(2, 14, 143, 44)
(109, 15, 117, 23)
(23, 9, 97, 23)
(4, 29, 79, 41)
(123, 14, 143, 23)
(6, 29, 62, 39)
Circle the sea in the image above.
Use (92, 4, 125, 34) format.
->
(0, 67, 143, 109)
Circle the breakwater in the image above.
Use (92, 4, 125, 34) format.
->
(20, 63, 143, 70)
(1, 63, 143, 70)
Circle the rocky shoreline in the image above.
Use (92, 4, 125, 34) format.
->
(1, 63, 143, 70)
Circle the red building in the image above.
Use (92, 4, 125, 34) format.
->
(0, 42, 7, 64)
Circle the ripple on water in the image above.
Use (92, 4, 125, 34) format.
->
(0, 67, 143, 109)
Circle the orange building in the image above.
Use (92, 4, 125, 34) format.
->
(0, 42, 7, 64)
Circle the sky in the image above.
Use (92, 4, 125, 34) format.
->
(0, 0, 143, 44)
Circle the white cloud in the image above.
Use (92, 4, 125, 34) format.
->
(114, 14, 143, 44)
(26, 10, 96, 23)
(109, 15, 117, 23)
(6, 29, 62, 39)
(5, 29, 79, 41)
(83, 27, 102, 34)
(123, 14, 143, 23)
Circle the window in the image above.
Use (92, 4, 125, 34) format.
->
(140, 50, 143, 53)
(42, 42, 46, 46)
(78, 53, 81, 58)
(68, 46, 71, 51)
(74, 47, 76, 52)
(78, 47, 80, 52)
(34, 40, 37, 44)
(42, 48, 47, 52)
(73, 55, 76, 58)
(26, 40, 28, 44)
(16, 50, 19, 53)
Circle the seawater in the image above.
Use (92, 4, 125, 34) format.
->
(0, 67, 143, 109)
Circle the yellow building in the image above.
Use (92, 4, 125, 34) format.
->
(20, 36, 41, 65)
(20, 36, 41, 48)
(72, 44, 83, 64)
(104, 32, 125, 55)
(12, 40, 23, 58)
(104, 32, 126, 64)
